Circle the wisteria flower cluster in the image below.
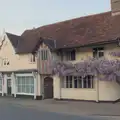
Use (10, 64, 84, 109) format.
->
(51, 57, 120, 82)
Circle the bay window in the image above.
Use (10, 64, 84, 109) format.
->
(16, 76, 34, 94)
(62, 75, 94, 89)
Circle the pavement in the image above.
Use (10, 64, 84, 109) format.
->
(0, 97, 120, 119)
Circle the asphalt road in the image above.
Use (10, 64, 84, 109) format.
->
(0, 101, 107, 120)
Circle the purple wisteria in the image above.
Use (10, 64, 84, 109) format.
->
(51, 57, 120, 81)
(109, 51, 120, 57)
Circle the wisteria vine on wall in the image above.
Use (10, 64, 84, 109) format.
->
(109, 51, 120, 57)
(51, 56, 120, 82)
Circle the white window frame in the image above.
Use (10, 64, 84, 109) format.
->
(62, 75, 94, 89)
(16, 73, 33, 77)
(3, 58, 10, 66)
(16, 75, 34, 95)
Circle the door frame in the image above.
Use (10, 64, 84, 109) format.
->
(44, 77, 53, 99)
(7, 78, 12, 95)
(5, 73, 12, 96)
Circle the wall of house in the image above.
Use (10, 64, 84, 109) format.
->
(98, 43, 120, 101)
(53, 43, 120, 101)
(0, 34, 37, 72)
(0, 34, 42, 98)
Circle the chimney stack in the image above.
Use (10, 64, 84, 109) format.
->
(111, 0, 120, 16)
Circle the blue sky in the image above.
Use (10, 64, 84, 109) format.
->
(0, 0, 111, 35)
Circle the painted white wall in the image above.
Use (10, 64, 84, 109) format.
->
(0, 34, 37, 72)
(53, 75, 61, 99)
(98, 43, 120, 101)
(0, 34, 42, 97)
(53, 43, 120, 101)
(99, 81, 120, 101)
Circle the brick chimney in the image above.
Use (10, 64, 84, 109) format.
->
(111, 0, 120, 16)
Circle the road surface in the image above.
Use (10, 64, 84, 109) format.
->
(0, 100, 109, 120)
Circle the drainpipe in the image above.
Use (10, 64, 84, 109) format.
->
(32, 72, 37, 99)
(59, 76, 61, 99)
(2, 73, 4, 96)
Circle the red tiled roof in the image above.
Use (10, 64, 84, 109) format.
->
(5, 11, 120, 54)
(21, 11, 120, 49)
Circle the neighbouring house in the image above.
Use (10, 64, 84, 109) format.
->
(0, 32, 42, 100)
(19, 0, 120, 102)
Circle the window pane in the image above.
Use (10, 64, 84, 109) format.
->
(98, 47, 104, 50)
(18, 86, 21, 92)
(66, 76, 69, 88)
(99, 52, 104, 57)
(93, 47, 104, 58)
(31, 77, 34, 84)
(78, 77, 82, 88)
(83, 77, 87, 88)
(26, 85, 30, 93)
(17, 77, 20, 84)
(74, 77, 77, 88)
(22, 77, 25, 84)
(66, 52, 70, 60)
(69, 76, 72, 88)
(71, 50, 75, 60)
(93, 48, 97, 58)
(45, 50, 48, 60)
(33, 54, 36, 62)
(26, 77, 30, 84)
(31, 85, 34, 93)
(41, 50, 44, 60)
(41, 50, 48, 60)
(66, 76, 73, 88)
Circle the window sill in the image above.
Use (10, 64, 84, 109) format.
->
(16, 93, 34, 95)
(2, 65, 10, 67)
(29, 62, 36, 64)
(61, 88, 95, 91)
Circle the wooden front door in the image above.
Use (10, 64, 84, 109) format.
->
(7, 79, 11, 95)
(44, 77, 53, 99)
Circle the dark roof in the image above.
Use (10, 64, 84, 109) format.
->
(41, 39, 56, 49)
(6, 11, 120, 53)
(6, 32, 22, 49)
(22, 11, 120, 49)
(6, 32, 41, 54)
(6, 32, 56, 53)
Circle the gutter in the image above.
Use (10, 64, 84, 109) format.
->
(52, 38, 119, 51)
